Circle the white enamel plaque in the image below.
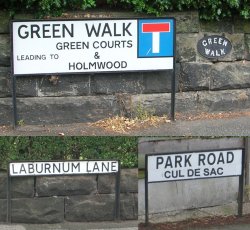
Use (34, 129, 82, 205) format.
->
(11, 18, 175, 75)
(147, 149, 243, 182)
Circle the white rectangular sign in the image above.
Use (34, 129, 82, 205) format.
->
(11, 18, 175, 75)
(147, 149, 243, 182)
(9, 160, 119, 176)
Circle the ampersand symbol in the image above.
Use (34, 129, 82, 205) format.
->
(94, 52, 100, 59)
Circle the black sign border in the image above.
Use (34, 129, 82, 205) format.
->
(11, 17, 176, 76)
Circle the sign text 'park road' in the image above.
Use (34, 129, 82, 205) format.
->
(147, 149, 243, 183)
(9, 160, 119, 177)
(12, 18, 175, 75)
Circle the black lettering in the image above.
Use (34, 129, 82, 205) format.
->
(217, 153, 225, 164)
(102, 23, 112, 37)
(164, 171, 171, 178)
(44, 163, 51, 173)
(227, 152, 234, 163)
(123, 22, 132, 36)
(184, 155, 192, 167)
(114, 23, 121, 36)
(62, 24, 74, 37)
(86, 23, 101, 37)
(111, 161, 117, 172)
(63, 162, 70, 172)
(164, 156, 173, 168)
(175, 156, 182, 167)
(18, 25, 29, 39)
(198, 154, 206, 166)
(156, 157, 163, 169)
(28, 163, 34, 173)
(203, 168, 209, 176)
(207, 153, 216, 165)
(52, 24, 61, 38)
(42, 24, 51, 38)
(93, 162, 99, 172)
(72, 162, 80, 172)
(20, 164, 27, 174)
(36, 163, 43, 173)
(217, 167, 223, 175)
(53, 163, 61, 173)
(31, 24, 41, 38)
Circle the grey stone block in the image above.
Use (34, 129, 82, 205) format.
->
(245, 34, 250, 60)
(37, 75, 91, 97)
(120, 169, 138, 193)
(234, 18, 250, 33)
(0, 98, 12, 125)
(0, 172, 7, 199)
(98, 169, 137, 194)
(210, 62, 250, 90)
(0, 67, 11, 97)
(0, 172, 34, 199)
(142, 70, 178, 94)
(179, 62, 211, 91)
(65, 194, 115, 221)
(0, 95, 119, 125)
(176, 34, 198, 62)
(0, 11, 10, 34)
(130, 88, 250, 116)
(120, 193, 138, 220)
(97, 174, 116, 194)
(200, 19, 233, 33)
(164, 11, 199, 33)
(91, 73, 144, 94)
(0, 199, 7, 222)
(0, 34, 10, 66)
(36, 175, 97, 196)
(12, 197, 64, 223)
(179, 62, 250, 91)
(14, 76, 38, 97)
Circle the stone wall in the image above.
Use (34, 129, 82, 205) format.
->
(0, 11, 250, 124)
(0, 168, 138, 223)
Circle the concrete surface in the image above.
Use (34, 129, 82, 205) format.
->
(0, 221, 138, 230)
(189, 224, 250, 230)
(1, 113, 250, 136)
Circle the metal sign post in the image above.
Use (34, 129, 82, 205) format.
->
(7, 160, 120, 223)
(145, 149, 244, 224)
(11, 75, 17, 128)
(11, 18, 176, 127)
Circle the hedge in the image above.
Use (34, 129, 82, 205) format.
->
(0, 137, 138, 170)
(0, 0, 249, 20)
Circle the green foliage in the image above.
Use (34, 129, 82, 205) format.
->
(0, 137, 137, 170)
(0, 0, 250, 20)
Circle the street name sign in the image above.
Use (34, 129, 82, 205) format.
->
(11, 18, 175, 75)
(197, 35, 232, 59)
(144, 149, 244, 224)
(147, 149, 243, 182)
(9, 160, 119, 176)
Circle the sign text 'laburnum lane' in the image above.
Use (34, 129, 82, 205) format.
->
(9, 161, 119, 176)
